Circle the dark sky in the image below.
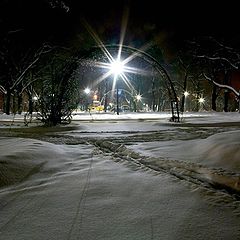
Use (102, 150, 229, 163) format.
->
(1, 0, 240, 53)
(68, 0, 240, 36)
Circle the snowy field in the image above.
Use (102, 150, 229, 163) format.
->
(0, 111, 240, 239)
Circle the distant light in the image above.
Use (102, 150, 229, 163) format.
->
(110, 60, 124, 77)
(199, 97, 205, 103)
(32, 96, 38, 101)
(136, 94, 142, 101)
(93, 94, 98, 100)
(184, 91, 189, 97)
(84, 88, 90, 94)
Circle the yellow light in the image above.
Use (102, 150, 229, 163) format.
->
(199, 97, 205, 103)
(184, 91, 189, 97)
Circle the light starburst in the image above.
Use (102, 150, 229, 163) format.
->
(82, 9, 152, 94)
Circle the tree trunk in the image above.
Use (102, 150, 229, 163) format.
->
(12, 92, 17, 114)
(223, 71, 230, 112)
(104, 80, 108, 112)
(151, 77, 156, 111)
(17, 94, 22, 114)
(211, 84, 217, 111)
(180, 73, 188, 112)
(238, 93, 240, 113)
(29, 98, 33, 114)
(224, 90, 229, 112)
(27, 91, 33, 114)
(5, 87, 11, 115)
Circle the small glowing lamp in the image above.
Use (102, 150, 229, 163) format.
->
(84, 88, 90, 94)
(136, 94, 142, 101)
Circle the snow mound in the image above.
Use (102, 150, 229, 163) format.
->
(0, 137, 65, 188)
(195, 130, 240, 171)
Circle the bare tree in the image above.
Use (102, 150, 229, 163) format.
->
(186, 37, 240, 112)
(36, 52, 80, 126)
(0, 37, 52, 114)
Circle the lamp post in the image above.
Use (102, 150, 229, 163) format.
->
(116, 83, 120, 115)
(110, 59, 124, 115)
(198, 96, 205, 111)
(84, 87, 91, 111)
(183, 91, 189, 112)
(135, 94, 142, 112)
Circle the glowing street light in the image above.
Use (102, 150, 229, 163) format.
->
(110, 60, 124, 77)
(136, 94, 142, 101)
(93, 94, 98, 100)
(198, 97, 205, 103)
(184, 91, 189, 97)
(84, 87, 91, 94)
(82, 20, 151, 116)
(32, 96, 38, 101)
(182, 91, 190, 112)
(135, 94, 142, 112)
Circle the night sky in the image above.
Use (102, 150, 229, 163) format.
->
(1, 0, 240, 57)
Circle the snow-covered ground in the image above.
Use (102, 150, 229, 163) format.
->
(1, 110, 240, 122)
(0, 111, 240, 239)
(128, 130, 240, 171)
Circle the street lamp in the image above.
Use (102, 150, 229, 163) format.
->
(198, 97, 205, 111)
(136, 94, 142, 101)
(110, 60, 124, 77)
(110, 59, 125, 115)
(83, 88, 91, 111)
(93, 94, 98, 101)
(32, 96, 38, 101)
(183, 91, 189, 112)
(199, 97, 205, 103)
(135, 94, 142, 112)
(84, 87, 90, 95)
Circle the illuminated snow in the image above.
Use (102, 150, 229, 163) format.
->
(0, 111, 240, 239)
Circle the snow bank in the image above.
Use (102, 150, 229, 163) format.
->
(196, 130, 240, 171)
(129, 130, 240, 173)
(0, 137, 66, 188)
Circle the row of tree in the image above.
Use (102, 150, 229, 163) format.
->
(1, 35, 240, 125)
(173, 36, 240, 113)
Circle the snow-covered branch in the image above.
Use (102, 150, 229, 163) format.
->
(20, 78, 41, 94)
(203, 73, 239, 97)
(0, 85, 7, 94)
(196, 55, 239, 69)
(208, 37, 240, 58)
(11, 57, 40, 89)
(11, 44, 53, 89)
(49, 0, 70, 12)
(7, 29, 23, 35)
